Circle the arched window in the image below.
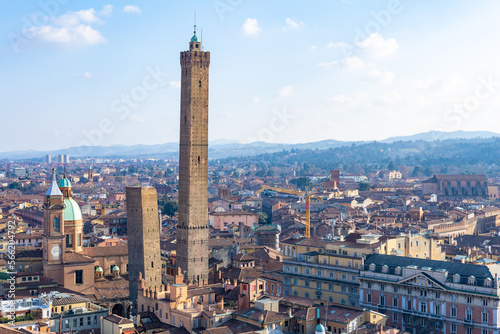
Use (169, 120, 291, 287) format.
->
(53, 217, 60, 233)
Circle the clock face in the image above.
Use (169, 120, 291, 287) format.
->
(51, 245, 61, 259)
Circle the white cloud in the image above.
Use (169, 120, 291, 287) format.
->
(26, 24, 106, 47)
(20, 8, 109, 48)
(279, 85, 293, 97)
(242, 18, 261, 36)
(328, 92, 369, 106)
(326, 41, 347, 48)
(357, 33, 399, 58)
(341, 56, 364, 69)
(318, 61, 339, 70)
(252, 97, 260, 103)
(76, 72, 93, 78)
(169, 81, 181, 89)
(310, 45, 317, 51)
(100, 5, 113, 16)
(123, 5, 141, 14)
(328, 94, 353, 104)
(283, 18, 303, 30)
(368, 69, 395, 84)
(129, 114, 144, 122)
(414, 74, 462, 90)
(318, 56, 363, 70)
(379, 92, 402, 105)
(51, 8, 102, 26)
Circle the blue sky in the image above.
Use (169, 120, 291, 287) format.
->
(1, 1, 500, 152)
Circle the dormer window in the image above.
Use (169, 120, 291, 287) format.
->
(468, 276, 475, 285)
(484, 278, 492, 287)
(369, 263, 376, 271)
(453, 274, 460, 283)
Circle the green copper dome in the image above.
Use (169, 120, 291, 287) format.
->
(315, 324, 325, 333)
(63, 198, 82, 221)
(95, 266, 103, 273)
(112, 265, 120, 272)
(58, 176, 71, 188)
(191, 34, 199, 42)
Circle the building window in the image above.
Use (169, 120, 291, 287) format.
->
(367, 282, 372, 289)
(380, 295, 385, 306)
(380, 283, 385, 291)
(66, 234, 73, 247)
(341, 286, 346, 293)
(330, 272, 334, 278)
(435, 321, 440, 330)
(79, 318, 83, 326)
(451, 306, 457, 317)
(393, 313, 398, 323)
(329, 284, 334, 292)
(329, 296, 334, 302)
(293, 290, 298, 296)
(466, 309, 472, 321)
(452, 294, 457, 301)
(435, 292, 440, 299)
(393, 296, 398, 307)
(305, 292, 310, 298)
(77, 233, 82, 247)
(305, 280, 309, 287)
(53, 217, 60, 232)
(420, 302, 426, 313)
(467, 296, 472, 303)
(75, 270, 83, 284)
(317, 270, 322, 277)
(407, 300, 412, 311)
(87, 317, 91, 325)
(483, 298, 488, 306)
(408, 288, 412, 294)
(367, 292, 372, 303)
(466, 328, 472, 334)
(482, 311, 488, 323)
(65, 320, 69, 329)
(435, 303, 440, 315)
(94, 316, 97, 324)
(451, 324, 457, 333)
(73, 319, 77, 328)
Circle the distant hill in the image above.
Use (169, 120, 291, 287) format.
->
(382, 130, 500, 143)
(0, 130, 498, 160)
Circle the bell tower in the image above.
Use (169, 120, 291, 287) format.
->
(177, 26, 210, 285)
(42, 169, 65, 282)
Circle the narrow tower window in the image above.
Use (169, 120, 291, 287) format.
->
(199, 80, 202, 87)
(53, 217, 60, 233)
(198, 156, 200, 163)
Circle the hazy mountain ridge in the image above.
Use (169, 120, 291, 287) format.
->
(1, 130, 499, 160)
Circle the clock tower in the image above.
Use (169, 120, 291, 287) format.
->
(42, 169, 65, 282)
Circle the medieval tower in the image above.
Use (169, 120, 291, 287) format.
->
(176, 26, 210, 285)
(126, 187, 161, 310)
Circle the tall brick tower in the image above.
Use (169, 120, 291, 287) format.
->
(177, 26, 210, 285)
(126, 187, 161, 311)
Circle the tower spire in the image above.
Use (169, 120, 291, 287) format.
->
(194, 10, 197, 35)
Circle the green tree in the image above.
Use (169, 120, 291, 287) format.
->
(258, 212, 269, 224)
(411, 165, 424, 177)
(387, 161, 396, 170)
(358, 182, 370, 191)
(8, 182, 23, 191)
(159, 200, 178, 218)
(290, 177, 312, 191)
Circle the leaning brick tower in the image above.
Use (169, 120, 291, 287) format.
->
(176, 26, 210, 285)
